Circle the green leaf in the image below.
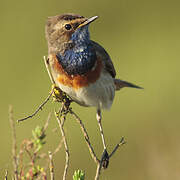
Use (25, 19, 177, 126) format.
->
(73, 170, 85, 180)
(32, 126, 46, 152)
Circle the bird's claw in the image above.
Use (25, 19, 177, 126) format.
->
(100, 149, 109, 169)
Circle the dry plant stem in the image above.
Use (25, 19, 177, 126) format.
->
(17, 88, 54, 123)
(53, 138, 64, 155)
(4, 170, 8, 180)
(55, 105, 70, 180)
(9, 105, 19, 180)
(49, 133, 64, 180)
(69, 108, 100, 164)
(17, 56, 55, 123)
(94, 162, 102, 180)
(96, 109, 107, 150)
(94, 137, 126, 180)
(94, 164, 101, 180)
(48, 151, 55, 180)
(44, 56, 55, 84)
(109, 137, 126, 158)
(42, 112, 52, 133)
(69, 108, 126, 180)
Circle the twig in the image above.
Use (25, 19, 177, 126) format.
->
(53, 138, 64, 156)
(48, 126, 64, 180)
(4, 170, 8, 180)
(69, 108, 99, 164)
(43, 56, 55, 84)
(9, 105, 19, 180)
(48, 151, 55, 180)
(17, 87, 54, 123)
(94, 137, 126, 180)
(109, 137, 126, 158)
(94, 164, 101, 180)
(55, 104, 70, 180)
(17, 56, 55, 123)
(68, 106, 126, 180)
(42, 112, 52, 133)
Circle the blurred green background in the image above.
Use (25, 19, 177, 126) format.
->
(1, 0, 180, 179)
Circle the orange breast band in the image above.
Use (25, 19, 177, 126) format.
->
(52, 54, 102, 89)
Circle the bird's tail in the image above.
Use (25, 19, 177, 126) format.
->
(114, 79, 143, 91)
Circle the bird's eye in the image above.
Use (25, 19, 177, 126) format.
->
(65, 24, 72, 30)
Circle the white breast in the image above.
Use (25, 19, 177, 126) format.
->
(56, 71, 115, 110)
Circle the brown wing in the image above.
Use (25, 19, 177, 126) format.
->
(91, 40, 116, 78)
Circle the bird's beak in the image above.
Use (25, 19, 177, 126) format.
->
(78, 16, 98, 29)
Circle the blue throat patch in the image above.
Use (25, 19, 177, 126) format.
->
(56, 26, 96, 75)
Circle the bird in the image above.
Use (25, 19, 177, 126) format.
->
(45, 13, 142, 164)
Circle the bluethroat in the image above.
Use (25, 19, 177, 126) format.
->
(45, 14, 142, 161)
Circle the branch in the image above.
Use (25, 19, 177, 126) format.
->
(94, 137, 126, 180)
(55, 104, 70, 180)
(49, 151, 55, 180)
(4, 170, 8, 180)
(9, 105, 19, 180)
(53, 138, 64, 156)
(42, 112, 52, 133)
(109, 137, 126, 158)
(61, 98, 126, 180)
(17, 56, 56, 123)
(17, 87, 54, 123)
(43, 56, 55, 84)
(69, 108, 100, 164)
(94, 163, 101, 180)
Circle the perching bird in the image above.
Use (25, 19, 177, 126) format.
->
(45, 14, 142, 163)
(45, 14, 141, 109)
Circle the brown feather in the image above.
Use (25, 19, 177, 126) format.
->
(91, 40, 116, 78)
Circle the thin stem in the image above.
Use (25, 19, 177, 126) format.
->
(4, 170, 8, 180)
(94, 163, 101, 180)
(49, 151, 55, 180)
(17, 87, 54, 123)
(69, 108, 99, 164)
(109, 137, 126, 158)
(42, 112, 52, 133)
(55, 105, 70, 180)
(43, 56, 55, 84)
(53, 138, 64, 156)
(17, 56, 55, 123)
(9, 105, 19, 180)
(94, 137, 126, 180)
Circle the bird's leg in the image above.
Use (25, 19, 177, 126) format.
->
(96, 109, 109, 169)
(96, 109, 106, 149)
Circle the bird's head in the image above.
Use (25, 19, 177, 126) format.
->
(45, 13, 98, 53)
